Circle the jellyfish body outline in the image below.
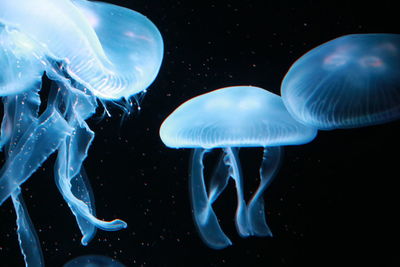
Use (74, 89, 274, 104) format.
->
(0, 0, 163, 266)
(160, 86, 317, 249)
(281, 33, 400, 130)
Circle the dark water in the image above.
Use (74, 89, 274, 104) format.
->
(1, 0, 399, 266)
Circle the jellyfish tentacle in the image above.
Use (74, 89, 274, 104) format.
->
(0, 86, 41, 151)
(55, 139, 127, 233)
(61, 117, 98, 244)
(248, 146, 283, 236)
(63, 112, 97, 240)
(68, 167, 97, 245)
(0, 105, 73, 204)
(0, 81, 95, 242)
(223, 147, 251, 237)
(54, 130, 98, 245)
(190, 148, 232, 249)
(0, 87, 44, 267)
(11, 188, 44, 267)
(52, 82, 126, 239)
(208, 151, 230, 204)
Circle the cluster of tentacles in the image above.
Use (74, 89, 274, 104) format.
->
(190, 146, 283, 249)
(0, 68, 127, 265)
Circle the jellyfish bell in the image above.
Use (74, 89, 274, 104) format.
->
(160, 86, 317, 249)
(71, 0, 164, 99)
(0, 0, 107, 75)
(160, 86, 316, 149)
(281, 33, 400, 130)
(0, 0, 164, 100)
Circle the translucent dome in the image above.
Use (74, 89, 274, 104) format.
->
(0, 0, 163, 100)
(281, 33, 400, 129)
(160, 86, 317, 149)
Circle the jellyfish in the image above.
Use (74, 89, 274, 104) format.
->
(281, 33, 400, 130)
(159, 86, 317, 249)
(0, 0, 163, 266)
(63, 255, 126, 267)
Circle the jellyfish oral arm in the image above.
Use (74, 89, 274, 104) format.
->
(208, 152, 230, 204)
(1, 87, 50, 267)
(51, 81, 127, 244)
(12, 188, 45, 267)
(0, 78, 128, 266)
(223, 147, 251, 237)
(55, 164, 98, 246)
(190, 148, 232, 249)
(52, 101, 98, 245)
(55, 140, 127, 234)
(0, 107, 73, 205)
(55, 153, 127, 231)
(191, 146, 281, 249)
(247, 146, 283, 236)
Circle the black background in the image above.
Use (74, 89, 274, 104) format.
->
(1, 0, 399, 266)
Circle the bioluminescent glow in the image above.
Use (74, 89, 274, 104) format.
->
(281, 33, 400, 130)
(64, 255, 126, 267)
(159, 86, 317, 249)
(0, 0, 163, 266)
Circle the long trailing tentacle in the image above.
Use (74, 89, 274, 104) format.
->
(52, 81, 126, 244)
(208, 151, 230, 205)
(0, 85, 41, 151)
(67, 167, 97, 244)
(247, 146, 283, 236)
(223, 147, 251, 237)
(0, 58, 130, 266)
(0, 90, 73, 205)
(190, 148, 232, 249)
(1, 85, 44, 267)
(52, 82, 97, 244)
(55, 138, 127, 235)
(11, 188, 45, 267)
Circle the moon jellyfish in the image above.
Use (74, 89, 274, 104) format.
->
(64, 255, 126, 267)
(281, 33, 400, 129)
(159, 86, 317, 249)
(0, 0, 163, 266)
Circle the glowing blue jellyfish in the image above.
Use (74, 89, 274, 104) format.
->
(64, 255, 126, 267)
(0, 0, 163, 266)
(159, 86, 317, 249)
(281, 33, 400, 129)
